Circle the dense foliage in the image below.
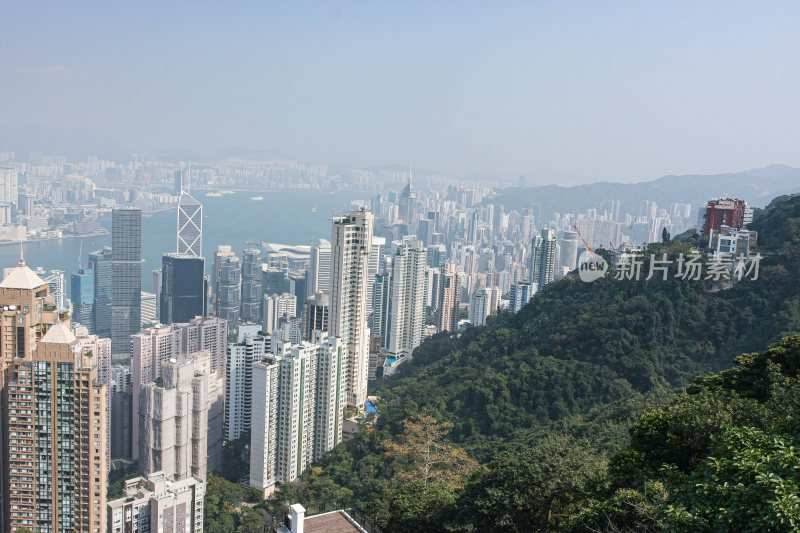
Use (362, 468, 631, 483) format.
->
(261, 193, 800, 531)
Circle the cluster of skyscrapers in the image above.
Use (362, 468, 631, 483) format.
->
(0, 156, 722, 532)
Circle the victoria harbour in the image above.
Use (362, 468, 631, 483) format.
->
(0, 190, 363, 290)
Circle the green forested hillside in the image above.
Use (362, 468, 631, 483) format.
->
(267, 194, 800, 532)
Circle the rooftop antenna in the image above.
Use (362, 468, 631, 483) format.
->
(18, 242, 24, 267)
(78, 240, 83, 270)
(409, 163, 413, 188)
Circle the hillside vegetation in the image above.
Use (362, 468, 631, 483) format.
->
(266, 193, 800, 532)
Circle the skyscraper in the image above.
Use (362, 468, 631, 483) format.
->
(112, 208, 142, 356)
(370, 271, 392, 343)
(306, 239, 331, 298)
(152, 268, 162, 319)
(531, 227, 557, 289)
(131, 323, 225, 469)
(177, 192, 203, 257)
(329, 210, 373, 408)
(241, 248, 263, 323)
(214, 246, 240, 330)
(160, 253, 206, 325)
(366, 235, 385, 315)
(558, 230, 580, 272)
(75, 332, 113, 473)
(89, 246, 113, 338)
(71, 266, 94, 331)
(398, 168, 416, 224)
(469, 288, 490, 327)
(0, 168, 18, 224)
(249, 334, 344, 497)
(386, 236, 427, 362)
(438, 262, 461, 333)
(5, 323, 108, 532)
(179, 315, 228, 377)
(139, 357, 210, 481)
(303, 291, 330, 340)
(0, 255, 59, 528)
(225, 334, 268, 442)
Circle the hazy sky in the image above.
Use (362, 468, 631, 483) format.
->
(2, 2, 800, 185)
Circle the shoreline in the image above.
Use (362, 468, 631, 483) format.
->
(0, 230, 110, 247)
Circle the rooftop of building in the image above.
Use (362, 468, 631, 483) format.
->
(0, 256, 48, 290)
(303, 511, 366, 533)
(40, 322, 77, 345)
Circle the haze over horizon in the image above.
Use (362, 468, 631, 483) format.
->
(2, 2, 800, 186)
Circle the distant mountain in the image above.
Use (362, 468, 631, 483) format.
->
(490, 164, 800, 221)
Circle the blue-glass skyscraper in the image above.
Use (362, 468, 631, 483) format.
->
(70, 267, 94, 331)
(89, 246, 113, 338)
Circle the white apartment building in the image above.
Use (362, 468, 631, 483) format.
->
(249, 333, 344, 497)
(225, 334, 268, 442)
(386, 236, 427, 363)
(329, 210, 373, 408)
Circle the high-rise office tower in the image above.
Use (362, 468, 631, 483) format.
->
(215, 247, 241, 330)
(303, 291, 329, 340)
(306, 239, 331, 298)
(241, 248, 263, 323)
(225, 334, 268, 442)
(262, 292, 297, 336)
(5, 323, 108, 532)
(160, 253, 206, 324)
(0, 255, 59, 528)
(531, 228, 557, 289)
(177, 192, 203, 257)
(249, 334, 344, 497)
(107, 472, 205, 533)
(90, 246, 113, 339)
(213, 245, 235, 312)
(112, 207, 142, 356)
(43, 269, 66, 311)
(71, 266, 94, 331)
(386, 236, 427, 362)
(438, 262, 461, 333)
(329, 210, 373, 408)
(397, 168, 416, 224)
(558, 230, 580, 272)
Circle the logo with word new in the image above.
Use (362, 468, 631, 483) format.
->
(578, 250, 609, 282)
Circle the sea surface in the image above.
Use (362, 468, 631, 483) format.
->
(0, 190, 366, 293)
